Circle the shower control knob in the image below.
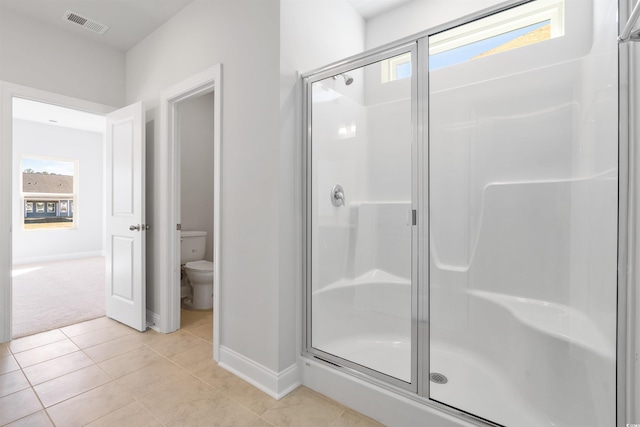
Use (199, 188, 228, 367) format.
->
(331, 184, 345, 207)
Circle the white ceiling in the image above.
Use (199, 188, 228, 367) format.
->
(0, 0, 415, 54)
(348, 0, 415, 20)
(0, 0, 195, 52)
(4, 0, 414, 129)
(13, 98, 106, 133)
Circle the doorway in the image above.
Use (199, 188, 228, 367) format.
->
(177, 91, 214, 336)
(1, 83, 147, 339)
(0, 82, 116, 342)
(159, 64, 222, 359)
(11, 98, 106, 338)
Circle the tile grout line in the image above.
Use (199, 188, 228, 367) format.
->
(40, 357, 116, 409)
(329, 408, 349, 426)
(110, 341, 206, 427)
(4, 327, 61, 427)
(5, 314, 285, 427)
(158, 318, 289, 423)
(43, 343, 146, 426)
(137, 330, 278, 423)
(8, 336, 68, 356)
(5, 319, 194, 426)
(6, 320, 144, 426)
(180, 327, 214, 345)
(88, 340, 164, 427)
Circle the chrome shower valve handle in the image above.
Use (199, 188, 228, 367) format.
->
(331, 184, 345, 207)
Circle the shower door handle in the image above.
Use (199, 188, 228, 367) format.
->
(331, 184, 345, 207)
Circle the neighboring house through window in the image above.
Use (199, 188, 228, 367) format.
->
(21, 157, 77, 230)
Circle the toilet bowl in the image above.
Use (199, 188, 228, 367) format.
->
(183, 260, 214, 310)
(180, 231, 213, 310)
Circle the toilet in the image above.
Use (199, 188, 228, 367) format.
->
(181, 230, 213, 310)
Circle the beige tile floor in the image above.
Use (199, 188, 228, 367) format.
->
(0, 309, 383, 426)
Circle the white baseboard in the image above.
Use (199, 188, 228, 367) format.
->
(219, 345, 300, 400)
(146, 310, 161, 332)
(13, 251, 104, 266)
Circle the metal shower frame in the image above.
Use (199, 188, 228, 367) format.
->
(301, 0, 637, 425)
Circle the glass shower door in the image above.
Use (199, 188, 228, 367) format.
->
(307, 47, 416, 386)
(427, 1, 618, 426)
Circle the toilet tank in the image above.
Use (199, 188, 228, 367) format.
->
(180, 231, 207, 263)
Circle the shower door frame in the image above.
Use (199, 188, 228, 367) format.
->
(618, 1, 635, 424)
(301, 0, 634, 424)
(302, 41, 421, 393)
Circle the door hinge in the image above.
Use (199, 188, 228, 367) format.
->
(176, 224, 181, 231)
(412, 209, 417, 226)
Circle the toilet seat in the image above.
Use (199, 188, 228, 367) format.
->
(185, 260, 213, 272)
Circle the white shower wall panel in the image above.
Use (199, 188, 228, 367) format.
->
(312, 87, 367, 289)
(312, 62, 413, 289)
(351, 203, 411, 279)
(365, 101, 411, 203)
(428, 0, 618, 423)
(429, 14, 618, 342)
(363, 58, 412, 203)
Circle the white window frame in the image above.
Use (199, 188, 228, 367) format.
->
(429, 0, 564, 55)
(20, 156, 78, 229)
(382, 52, 412, 83)
(381, 0, 565, 83)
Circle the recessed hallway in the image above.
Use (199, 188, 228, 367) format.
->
(0, 311, 382, 426)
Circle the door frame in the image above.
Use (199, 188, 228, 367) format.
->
(301, 42, 419, 392)
(158, 65, 222, 360)
(0, 81, 115, 342)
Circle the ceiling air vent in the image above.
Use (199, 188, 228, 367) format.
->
(63, 11, 109, 35)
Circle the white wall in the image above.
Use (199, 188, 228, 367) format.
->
(0, 7, 125, 108)
(280, 0, 365, 371)
(12, 119, 104, 264)
(126, 0, 283, 374)
(179, 92, 214, 261)
(365, 0, 503, 50)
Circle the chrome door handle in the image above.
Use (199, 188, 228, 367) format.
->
(331, 184, 345, 207)
(129, 224, 141, 231)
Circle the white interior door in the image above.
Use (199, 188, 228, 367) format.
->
(105, 102, 146, 331)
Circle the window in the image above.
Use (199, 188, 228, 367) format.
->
(381, 0, 565, 81)
(381, 53, 412, 83)
(429, 0, 564, 70)
(22, 157, 77, 230)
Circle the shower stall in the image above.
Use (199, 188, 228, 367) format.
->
(303, 0, 627, 425)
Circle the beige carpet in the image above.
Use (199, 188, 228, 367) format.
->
(12, 257, 106, 338)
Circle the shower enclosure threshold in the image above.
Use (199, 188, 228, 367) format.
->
(317, 334, 411, 382)
(430, 341, 544, 427)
